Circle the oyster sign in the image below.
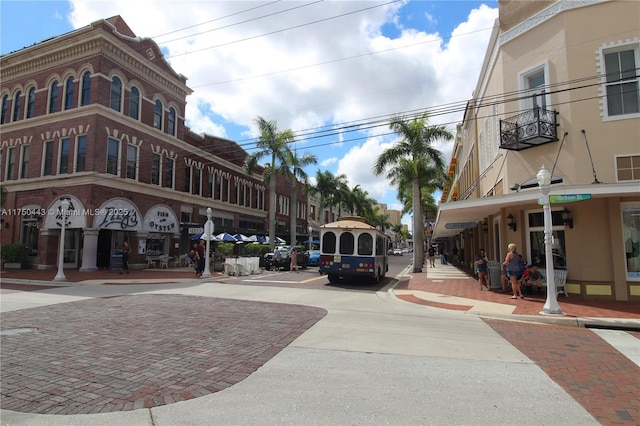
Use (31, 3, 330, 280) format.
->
(144, 205, 178, 233)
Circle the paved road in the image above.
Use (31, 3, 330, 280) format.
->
(1, 266, 638, 425)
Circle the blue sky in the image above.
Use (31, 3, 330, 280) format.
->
(1, 0, 498, 229)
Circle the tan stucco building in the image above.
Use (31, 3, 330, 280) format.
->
(433, 0, 640, 301)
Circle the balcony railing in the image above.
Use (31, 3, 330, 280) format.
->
(499, 107, 558, 151)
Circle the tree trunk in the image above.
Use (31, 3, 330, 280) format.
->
(269, 172, 277, 249)
(412, 177, 423, 273)
(290, 179, 297, 246)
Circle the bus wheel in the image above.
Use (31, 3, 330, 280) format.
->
(328, 273, 339, 283)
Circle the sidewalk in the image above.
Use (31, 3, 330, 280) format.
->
(393, 261, 640, 328)
(1, 263, 639, 327)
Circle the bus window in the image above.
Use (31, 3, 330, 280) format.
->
(376, 236, 384, 255)
(339, 232, 355, 255)
(358, 233, 373, 255)
(322, 232, 336, 254)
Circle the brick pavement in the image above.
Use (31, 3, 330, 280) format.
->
(485, 319, 640, 425)
(0, 294, 326, 415)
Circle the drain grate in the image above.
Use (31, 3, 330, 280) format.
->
(1, 327, 38, 336)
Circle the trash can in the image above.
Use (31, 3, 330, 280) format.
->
(487, 261, 502, 290)
(110, 253, 123, 272)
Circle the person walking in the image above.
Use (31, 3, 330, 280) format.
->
(195, 240, 205, 275)
(428, 245, 436, 268)
(120, 241, 130, 274)
(290, 248, 298, 272)
(475, 249, 490, 290)
(503, 243, 524, 299)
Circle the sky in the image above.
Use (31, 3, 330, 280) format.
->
(1, 0, 499, 230)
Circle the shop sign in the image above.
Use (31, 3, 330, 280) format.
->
(144, 205, 178, 233)
(95, 199, 141, 231)
(444, 222, 477, 229)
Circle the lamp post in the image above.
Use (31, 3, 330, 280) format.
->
(54, 199, 70, 282)
(537, 165, 563, 315)
(202, 207, 214, 278)
(308, 225, 313, 250)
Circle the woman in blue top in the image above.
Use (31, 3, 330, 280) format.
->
(475, 249, 490, 290)
(503, 243, 524, 299)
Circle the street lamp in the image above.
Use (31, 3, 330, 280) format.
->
(202, 207, 214, 278)
(308, 225, 313, 250)
(54, 199, 70, 282)
(537, 165, 563, 315)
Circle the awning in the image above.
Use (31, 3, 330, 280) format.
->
(432, 182, 639, 240)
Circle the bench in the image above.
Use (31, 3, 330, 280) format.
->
(538, 269, 568, 297)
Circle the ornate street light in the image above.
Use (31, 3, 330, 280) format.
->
(54, 199, 70, 282)
(201, 207, 214, 278)
(308, 225, 313, 250)
(537, 165, 563, 315)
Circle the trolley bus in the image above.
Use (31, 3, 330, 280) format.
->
(319, 216, 390, 283)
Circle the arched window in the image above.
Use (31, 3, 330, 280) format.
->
(80, 71, 91, 106)
(26, 88, 36, 118)
(49, 81, 59, 113)
(64, 76, 75, 110)
(0, 95, 8, 124)
(110, 76, 122, 111)
(167, 107, 176, 136)
(339, 232, 355, 255)
(12, 91, 22, 121)
(153, 99, 163, 129)
(128, 86, 140, 120)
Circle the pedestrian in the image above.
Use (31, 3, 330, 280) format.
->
(475, 249, 490, 290)
(195, 240, 205, 275)
(439, 246, 447, 265)
(503, 243, 524, 299)
(120, 241, 130, 274)
(290, 247, 298, 272)
(428, 245, 436, 268)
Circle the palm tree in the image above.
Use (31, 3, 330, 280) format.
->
(391, 223, 404, 248)
(245, 116, 294, 248)
(310, 170, 342, 225)
(374, 112, 453, 273)
(388, 157, 447, 220)
(285, 148, 317, 246)
(346, 184, 375, 218)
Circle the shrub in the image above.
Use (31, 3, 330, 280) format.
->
(215, 242, 235, 257)
(1, 243, 30, 262)
(244, 244, 271, 257)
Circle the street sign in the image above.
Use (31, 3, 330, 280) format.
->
(538, 194, 591, 205)
(444, 222, 477, 229)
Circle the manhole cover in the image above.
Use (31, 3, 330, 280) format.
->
(1, 327, 38, 336)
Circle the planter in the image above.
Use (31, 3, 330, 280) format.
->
(4, 261, 29, 269)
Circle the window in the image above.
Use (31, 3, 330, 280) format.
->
(20, 210, 40, 257)
(110, 76, 122, 112)
(12, 91, 22, 121)
(358, 233, 373, 255)
(5, 147, 16, 180)
(106, 137, 119, 175)
(49, 81, 59, 113)
(520, 64, 549, 113)
(208, 172, 214, 198)
(126, 145, 137, 179)
(1, 95, 8, 124)
(151, 153, 161, 185)
(322, 231, 336, 254)
(604, 48, 639, 116)
(616, 155, 640, 181)
(623, 204, 640, 280)
(64, 76, 75, 110)
(194, 168, 201, 195)
(26, 88, 36, 118)
(164, 157, 174, 188)
(527, 210, 567, 269)
(58, 138, 70, 174)
(80, 71, 91, 106)
(168, 107, 176, 136)
(339, 232, 355, 255)
(75, 135, 87, 172)
(184, 166, 192, 192)
(19, 145, 29, 179)
(43, 141, 54, 176)
(128, 86, 140, 120)
(153, 99, 163, 129)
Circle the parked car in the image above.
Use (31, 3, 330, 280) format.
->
(307, 249, 321, 266)
(393, 248, 403, 256)
(264, 245, 309, 270)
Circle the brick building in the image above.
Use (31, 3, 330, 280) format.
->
(0, 16, 308, 270)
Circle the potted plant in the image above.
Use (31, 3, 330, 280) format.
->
(1, 243, 31, 269)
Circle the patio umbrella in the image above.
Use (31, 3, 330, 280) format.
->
(233, 233, 252, 243)
(191, 232, 219, 241)
(249, 235, 267, 244)
(216, 232, 238, 242)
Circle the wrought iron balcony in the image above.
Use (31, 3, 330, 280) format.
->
(499, 107, 558, 151)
